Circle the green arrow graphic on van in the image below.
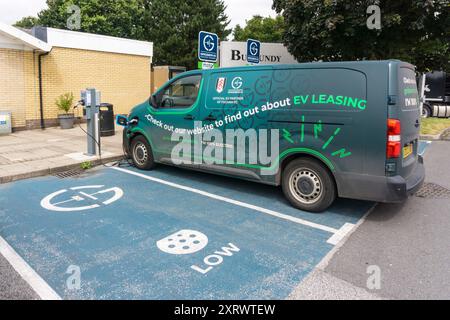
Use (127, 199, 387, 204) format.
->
(332, 149, 352, 159)
(282, 129, 294, 143)
(300, 116, 305, 142)
(322, 128, 341, 150)
(314, 120, 323, 139)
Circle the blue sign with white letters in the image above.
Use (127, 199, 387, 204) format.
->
(198, 31, 219, 62)
(247, 39, 261, 64)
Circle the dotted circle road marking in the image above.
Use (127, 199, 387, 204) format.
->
(156, 230, 208, 255)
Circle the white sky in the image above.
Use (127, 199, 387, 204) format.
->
(0, 0, 277, 29)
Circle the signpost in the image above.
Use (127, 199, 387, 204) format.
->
(246, 39, 261, 65)
(198, 31, 219, 69)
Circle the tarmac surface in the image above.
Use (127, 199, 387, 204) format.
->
(0, 140, 448, 300)
(290, 141, 450, 300)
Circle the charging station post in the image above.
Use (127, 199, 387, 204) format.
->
(81, 88, 101, 156)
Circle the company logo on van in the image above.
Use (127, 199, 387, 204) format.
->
(231, 77, 243, 90)
(216, 77, 226, 93)
(227, 77, 244, 94)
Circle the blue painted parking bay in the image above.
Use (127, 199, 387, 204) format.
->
(0, 165, 374, 300)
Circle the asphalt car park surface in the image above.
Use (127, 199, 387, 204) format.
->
(0, 141, 439, 300)
(315, 140, 450, 300)
(0, 162, 373, 300)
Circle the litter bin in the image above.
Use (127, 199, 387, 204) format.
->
(99, 103, 115, 137)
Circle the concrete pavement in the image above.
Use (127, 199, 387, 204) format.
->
(0, 125, 124, 184)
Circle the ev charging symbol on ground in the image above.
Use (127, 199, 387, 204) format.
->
(40, 185, 123, 212)
(157, 230, 208, 255)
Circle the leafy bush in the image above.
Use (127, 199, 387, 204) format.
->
(56, 93, 74, 114)
(80, 161, 93, 170)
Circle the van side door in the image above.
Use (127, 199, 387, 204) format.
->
(147, 73, 203, 162)
(199, 68, 275, 182)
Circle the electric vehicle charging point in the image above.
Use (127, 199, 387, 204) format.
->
(80, 88, 102, 157)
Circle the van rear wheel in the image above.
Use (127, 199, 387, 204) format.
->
(130, 135, 155, 170)
(282, 158, 336, 213)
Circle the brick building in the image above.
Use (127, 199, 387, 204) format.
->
(0, 22, 153, 131)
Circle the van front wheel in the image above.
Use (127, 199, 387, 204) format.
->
(130, 135, 155, 170)
(282, 158, 336, 213)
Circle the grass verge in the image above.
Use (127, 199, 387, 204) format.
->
(421, 118, 450, 136)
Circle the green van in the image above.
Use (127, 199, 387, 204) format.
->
(119, 60, 425, 212)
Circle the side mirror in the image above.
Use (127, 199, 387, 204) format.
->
(116, 115, 129, 127)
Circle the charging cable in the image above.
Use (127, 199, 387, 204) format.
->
(72, 103, 134, 168)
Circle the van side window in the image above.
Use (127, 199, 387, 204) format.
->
(160, 75, 202, 109)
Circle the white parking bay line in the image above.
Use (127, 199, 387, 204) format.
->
(419, 140, 432, 157)
(326, 223, 356, 246)
(112, 167, 356, 240)
(0, 236, 61, 300)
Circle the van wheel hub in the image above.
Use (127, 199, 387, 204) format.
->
(298, 177, 314, 195)
(290, 169, 322, 204)
(133, 143, 148, 165)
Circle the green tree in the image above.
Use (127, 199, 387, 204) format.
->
(233, 15, 285, 43)
(36, 0, 145, 39)
(14, 16, 40, 29)
(144, 0, 231, 70)
(273, 0, 450, 72)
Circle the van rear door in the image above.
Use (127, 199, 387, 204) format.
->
(389, 63, 421, 179)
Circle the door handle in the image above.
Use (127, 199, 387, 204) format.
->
(203, 115, 217, 122)
(184, 114, 195, 121)
(415, 120, 420, 128)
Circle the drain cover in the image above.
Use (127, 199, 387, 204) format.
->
(415, 183, 450, 199)
(53, 169, 84, 179)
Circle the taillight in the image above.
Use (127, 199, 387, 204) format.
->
(387, 119, 401, 159)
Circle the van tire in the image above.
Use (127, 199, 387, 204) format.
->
(130, 135, 155, 170)
(282, 158, 336, 213)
